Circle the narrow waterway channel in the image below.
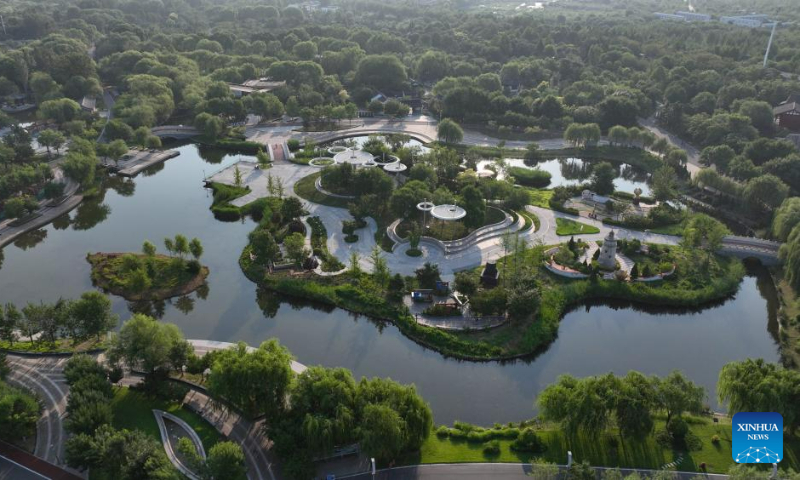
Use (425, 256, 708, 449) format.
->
(0, 144, 780, 425)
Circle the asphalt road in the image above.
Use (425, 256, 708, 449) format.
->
(342, 463, 732, 480)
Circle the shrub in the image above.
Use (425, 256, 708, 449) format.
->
(483, 440, 501, 455)
(287, 139, 301, 151)
(711, 434, 720, 444)
(470, 288, 508, 316)
(511, 428, 546, 453)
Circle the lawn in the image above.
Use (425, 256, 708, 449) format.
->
(527, 188, 554, 208)
(555, 217, 600, 236)
(110, 387, 222, 452)
(408, 416, 800, 474)
(293, 172, 350, 208)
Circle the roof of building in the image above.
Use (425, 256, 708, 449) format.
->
(241, 78, 286, 90)
(774, 102, 800, 116)
(80, 96, 96, 110)
(229, 80, 286, 94)
(482, 263, 499, 277)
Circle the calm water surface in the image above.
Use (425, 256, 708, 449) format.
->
(0, 145, 779, 425)
(479, 158, 652, 195)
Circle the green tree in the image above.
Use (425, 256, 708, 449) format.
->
(280, 197, 304, 221)
(249, 230, 279, 263)
(591, 162, 616, 195)
(608, 125, 630, 146)
(651, 166, 678, 202)
(700, 145, 735, 172)
(462, 185, 485, 230)
(292, 41, 318, 60)
(0, 305, 21, 346)
(682, 214, 727, 261)
(354, 55, 408, 91)
(62, 152, 96, 187)
(718, 358, 800, 433)
(207, 340, 294, 420)
(437, 118, 463, 144)
(107, 139, 128, 166)
(0, 382, 40, 442)
(174, 234, 189, 259)
(70, 291, 117, 341)
(524, 143, 541, 163)
(772, 197, 800, 242)
(107, 314, 186, 374)
(359, 404, 406, 463)
(65, 425, 178, 479)
(37, 129, 66, 157)
(283, 232, 308, 266)
(142, 241, 156, 257)
(743, 174, 789, 216)
(653, 370, 705, 426)
(206, 441, 247, 480)
(189, 238, 204, 261)
(454, 271, 478, 296)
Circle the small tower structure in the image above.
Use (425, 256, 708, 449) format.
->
(598, 230, 618, 270)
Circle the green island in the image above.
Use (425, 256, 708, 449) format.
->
(87, 235, 209, 301)
(240, 227, 743, 361)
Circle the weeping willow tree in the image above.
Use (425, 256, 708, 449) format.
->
(780, 224, 800, 290)
(718, 359, 800, 434)
(772, 197, 800, 242)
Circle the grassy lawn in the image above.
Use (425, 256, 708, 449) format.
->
(293, 172, 350, 208)
(555, 217, 600, 236)
(110, 387, 222, 452)
(408, 416, 800, 474)
(527, 188, 553, 208)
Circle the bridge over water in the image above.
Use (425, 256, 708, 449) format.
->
(719, 236, 781, 266)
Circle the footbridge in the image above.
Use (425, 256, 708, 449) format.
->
(151, 125, 200, 139)
(719, 236, 782, 266)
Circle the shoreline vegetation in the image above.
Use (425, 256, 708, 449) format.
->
(87, 252, 209, 301)
(240, 243, 746, 361)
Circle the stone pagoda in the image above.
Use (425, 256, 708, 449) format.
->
(598, 230, 618, 270)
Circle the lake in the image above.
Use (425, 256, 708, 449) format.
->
(0, 144, 779, 425)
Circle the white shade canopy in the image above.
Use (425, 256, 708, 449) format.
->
(333, 148, 375, 165)
(431, 204, 466, 221)
(384, 163, 407, 173)
(417, 201, 435, 211)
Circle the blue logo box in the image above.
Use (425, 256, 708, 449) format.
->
(732, 412, 783, 464)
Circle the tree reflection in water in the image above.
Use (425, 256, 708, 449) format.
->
(13, 228, 47, 250)
(174, 295, 195, 315)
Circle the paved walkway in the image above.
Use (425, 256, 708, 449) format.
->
(104, 149, 180, 177)
(0, 166, 82, 249)
(639, 115, 703, 177)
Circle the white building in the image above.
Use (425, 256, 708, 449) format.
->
(654, 12, 686, 22)
(675, 11, 711, 22)
(720, 15, 770, 28)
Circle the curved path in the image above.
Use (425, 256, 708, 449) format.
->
(4, 355, 72, 470)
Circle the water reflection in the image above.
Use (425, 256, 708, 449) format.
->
(482, 157, 652, 195)
(13, 228, 47, 250)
